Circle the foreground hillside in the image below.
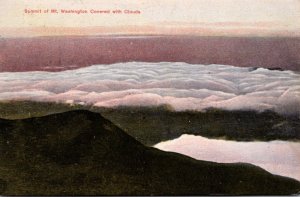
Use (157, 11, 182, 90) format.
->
(0, 110, 299, 195)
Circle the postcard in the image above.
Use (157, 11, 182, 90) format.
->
(0, 0, 299, 195)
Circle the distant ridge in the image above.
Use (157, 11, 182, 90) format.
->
(1, 101, 299, 145)
(0, 110, 299, 195)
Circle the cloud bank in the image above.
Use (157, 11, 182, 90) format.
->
(155, 134, 300, 181)
(0, 62, 299, 115)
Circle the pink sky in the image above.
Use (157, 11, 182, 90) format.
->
(1, 0, 300, 37)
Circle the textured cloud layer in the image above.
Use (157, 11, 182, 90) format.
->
(154, 134, 300, 181)
(0, 62, 300, 115)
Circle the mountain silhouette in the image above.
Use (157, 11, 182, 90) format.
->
(0, 110, 299, 195)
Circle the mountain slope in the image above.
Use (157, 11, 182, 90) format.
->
(0, 110, 299, 195)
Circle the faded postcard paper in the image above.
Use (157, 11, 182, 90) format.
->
(0, 0, 300, 195)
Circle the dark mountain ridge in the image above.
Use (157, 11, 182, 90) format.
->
(0, 110, 300, 195)
(1, 101, 299, 145)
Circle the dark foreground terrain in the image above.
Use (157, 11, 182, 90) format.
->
(1, 101, 299, 145)
(1, 36, 300, 72)
(0, 110, 300, 195)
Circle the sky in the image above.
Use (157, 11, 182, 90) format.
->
(0, 0, 300, 36)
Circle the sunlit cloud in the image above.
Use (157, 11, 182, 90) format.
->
(0, 62, 299, 115)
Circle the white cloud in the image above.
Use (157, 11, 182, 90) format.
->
(0, 62, 300, 115)
(154, 134, 300, 181)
